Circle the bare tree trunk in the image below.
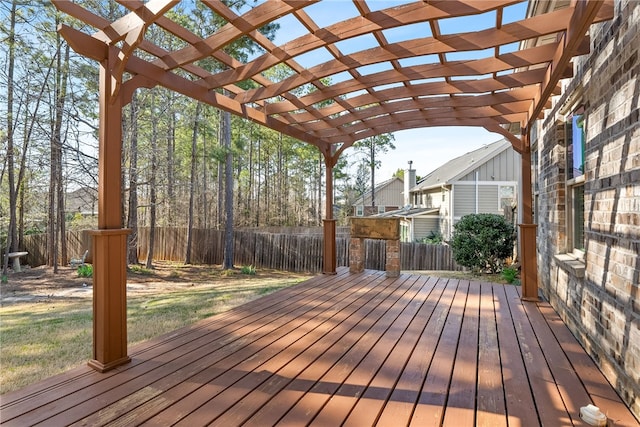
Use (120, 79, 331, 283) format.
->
(18, 181, 25, 250)
(53, 42, 70, 268)
(277, 133, 283, 225)
(246, 125, 254, 225)
(166, 95, 175, 224)
(186, 102, 201, 264)
(255, 138, 261, 226)
(217, 111, 224, 229)
(127, 92, 139, 265)
(146, 93, 158, 269)
(370, 143, 376, 209)
(201, 114, 207, 229)
(3, 0, 18, 278)
(48, 139, 59, 269)
(318, 152, 323, 225)
(264, 143, 269, 224)
(221, 108, 234, 270)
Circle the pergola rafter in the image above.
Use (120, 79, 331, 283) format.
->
(53, 0, 613, 372)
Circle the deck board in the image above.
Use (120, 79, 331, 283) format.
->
(476, 282, 507, 427)
(1, 268, 638, 427)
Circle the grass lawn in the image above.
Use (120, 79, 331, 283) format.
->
(0, 263, 310, 394)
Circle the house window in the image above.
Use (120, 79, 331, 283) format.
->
(571, 185, 585, 251)
(567, 110, 585, 179)
(532, 142, 539, 223)
(378, 205, 386, 214)
(499, 185, 515, 211)
(356, 205, 364, 216)
(566, 107, 586, 255)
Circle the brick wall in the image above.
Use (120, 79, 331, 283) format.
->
(535, 0, 639, 418)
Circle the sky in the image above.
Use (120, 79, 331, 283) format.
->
(345, 127, 506, 181)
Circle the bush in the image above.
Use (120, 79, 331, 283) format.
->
(240, 265, 256, 275)
(450, 213, 515, 273)
(501, 266, 519, 284)
(77, 264, 93, 278)
(418, 230, 443, 245)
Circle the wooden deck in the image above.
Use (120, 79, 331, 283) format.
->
(1, 268, 638, 427)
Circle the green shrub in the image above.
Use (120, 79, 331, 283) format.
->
(129, 265, 153, 275)
(450, 213, 516, 274)
(418, 230, 443, 245)
(77, 264, 93, 278)
(501, 266, 519, 284)
(240, 265, 256, 275)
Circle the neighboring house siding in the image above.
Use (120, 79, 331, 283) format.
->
(357, 179, 404, 207)
(453, 185, 474, 217)
(458, 149, 520, 182)
(413, 217, 439, 241)
(416, 188, 443, 209)
(534, 0, 639, 417)
(453, 183, 514, 218)
(440, 189, 451, 239)
(353, 178, 404, 216)
(478, 185, 499, 214)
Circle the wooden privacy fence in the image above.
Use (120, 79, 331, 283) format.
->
(23, 227, 461, 273)
(20, 230, 92, 267)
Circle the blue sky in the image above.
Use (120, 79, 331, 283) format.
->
(366, 127, 506, 179)
(264, 0, 529, 179)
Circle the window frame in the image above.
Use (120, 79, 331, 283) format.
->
(498, 185, 516, 211)
(530, 119, 540, 224)
(565, 106, 586, 259)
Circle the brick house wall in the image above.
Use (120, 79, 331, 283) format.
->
(534, 0, 639, 418)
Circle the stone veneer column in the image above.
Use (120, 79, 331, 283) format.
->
(385, 239, 400, 277)
(349, 237, 364, 273)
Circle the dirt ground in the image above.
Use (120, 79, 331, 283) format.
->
(0, 262, 312, 305)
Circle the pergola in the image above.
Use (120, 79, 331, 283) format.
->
(53, 0, 613, 372)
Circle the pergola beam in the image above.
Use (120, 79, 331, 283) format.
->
(239, 6, 602, 103)
(527, 0, 609, 128)
(58, 24, 332, 150)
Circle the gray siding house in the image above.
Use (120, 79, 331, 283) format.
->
(352, 177, 404, 217)
(375, 139, 520, 242)
(408, 139, 520, 240)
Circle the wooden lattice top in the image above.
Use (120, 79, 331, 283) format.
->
(54, 0, 613, 158)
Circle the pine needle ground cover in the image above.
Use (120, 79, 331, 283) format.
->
(0, 262, 310, 394)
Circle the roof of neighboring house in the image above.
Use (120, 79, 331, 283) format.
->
(374, 207, 439, 218)
(352, 176, 403, 206)
(411, 139, 512, 192)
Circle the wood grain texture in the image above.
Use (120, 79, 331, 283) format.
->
(2, 268, 637, 427)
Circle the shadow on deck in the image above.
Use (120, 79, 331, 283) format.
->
(1, 268, 638, 426)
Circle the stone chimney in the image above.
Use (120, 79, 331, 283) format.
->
(404, 160, 416, 207)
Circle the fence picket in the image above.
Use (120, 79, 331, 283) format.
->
(22, 227, 461, 273)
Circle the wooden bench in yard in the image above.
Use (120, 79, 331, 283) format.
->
(7, 251, 28, 273)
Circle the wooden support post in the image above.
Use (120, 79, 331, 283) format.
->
(88, 229, 130, 372)
(322, 152, 337, 274)
(323, 219, 337, 274)
(519, 131, 539, 301)
(88, 48, 131, 372)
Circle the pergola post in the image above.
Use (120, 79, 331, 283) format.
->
(519, 130, 539, 301)
(322, 154, 337, 274)
(87, 48, 131, 372)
